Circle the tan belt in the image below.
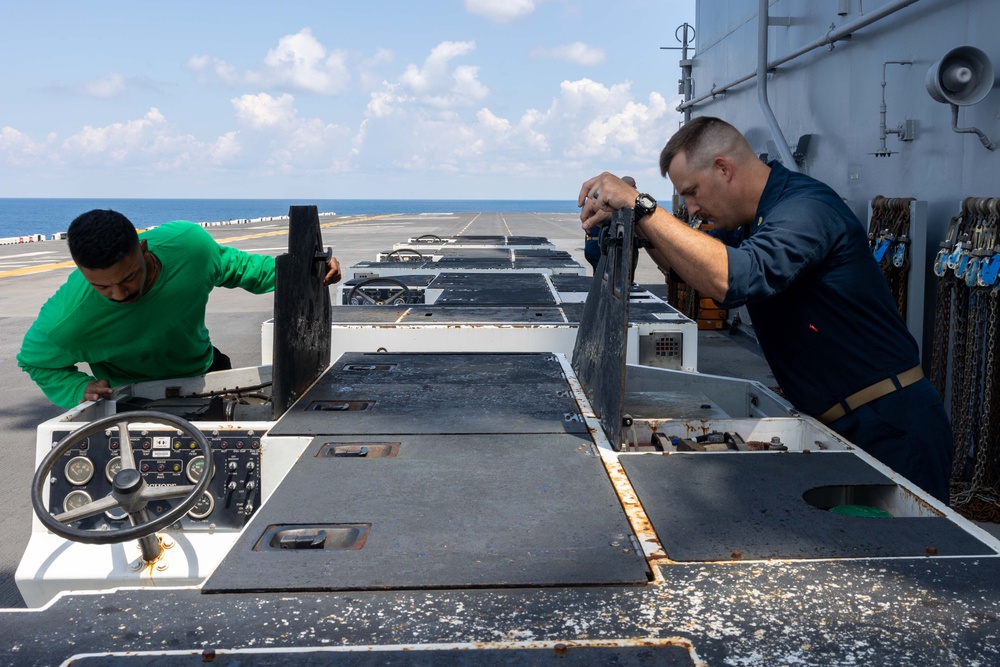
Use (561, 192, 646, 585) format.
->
(816, 365, 924, 425)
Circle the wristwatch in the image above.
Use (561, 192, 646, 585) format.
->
(634, 193, 657, 219)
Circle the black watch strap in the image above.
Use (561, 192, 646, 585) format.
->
(634, 193, 657, 219)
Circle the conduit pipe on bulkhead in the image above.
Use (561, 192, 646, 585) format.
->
(679, 0, 925, 111)
(758, 0, 797, 170)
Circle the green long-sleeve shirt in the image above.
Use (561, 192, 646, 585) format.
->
(17, 221, 276, 408)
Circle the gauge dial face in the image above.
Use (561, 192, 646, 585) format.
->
(63, 489, 92, 514)
(186, 455, 208, 483)
(105, 456, 122, 482)
(64, 456, 95, 485)
(187, 491, 214, 520)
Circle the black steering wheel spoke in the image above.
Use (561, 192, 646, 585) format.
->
(53, 494, 120, 524)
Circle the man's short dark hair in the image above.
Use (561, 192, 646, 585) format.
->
(67, 210, 140, 269)
(659, 116, 744, 177)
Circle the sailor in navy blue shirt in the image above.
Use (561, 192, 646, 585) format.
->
(578, 116, 952, 504)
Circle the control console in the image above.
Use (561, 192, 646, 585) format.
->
(45, 427, 262, 531)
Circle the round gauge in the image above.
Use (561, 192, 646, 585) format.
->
(105, 456, 122, 482)
(64, 456, 95, 485)
(186, 455, 208, 484)
(187, 491, 215, 520)
(105, 505, 129, 521)
(63, 489, 92, 514)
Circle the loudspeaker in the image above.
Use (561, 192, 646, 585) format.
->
(925, 46, 995, 106)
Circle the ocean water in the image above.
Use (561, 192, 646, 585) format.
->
(0, 198, 580, 239)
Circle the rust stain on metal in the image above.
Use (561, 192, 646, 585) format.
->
(428, 638, 705, 663)
(600, 456, 667, 570)
(683, 419, 712, 437)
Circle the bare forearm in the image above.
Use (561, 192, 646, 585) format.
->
(637, 209, 729, 302)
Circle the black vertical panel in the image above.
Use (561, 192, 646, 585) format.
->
(571, 208, 634, 450)
(271, 205, 332, 418)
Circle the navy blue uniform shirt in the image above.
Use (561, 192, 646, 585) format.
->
(716, 162, 919, 415)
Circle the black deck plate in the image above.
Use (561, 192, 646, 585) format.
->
(445, 235, 552, 246)
(203, 434, 649, 592)
(399, 306, 567, 323)
(8, 558, 1000, 665)
(271, 206, 332, 416)
(72, 646, 694, 666)
(429, 273, 556, 305)
(621, 452, 995, 560)
(351, 258, 581, 271)
(571, 209, 634, 449)
(436, 248, 513, 258)
(550, 274, 595, 294)
(269, 352, 587, 436)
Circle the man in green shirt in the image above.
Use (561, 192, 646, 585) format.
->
(17, 209, 341, 409)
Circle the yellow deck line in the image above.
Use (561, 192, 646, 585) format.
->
(0, 214, 400, 279)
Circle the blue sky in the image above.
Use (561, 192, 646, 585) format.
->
(0, 0, 695, 200)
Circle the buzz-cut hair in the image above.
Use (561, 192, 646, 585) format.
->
(659, 116, 749, 177)
(67, 209, 140, 270)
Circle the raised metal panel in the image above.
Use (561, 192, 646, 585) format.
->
(271, 205, 331, 417)
(571, 209, 635, 450)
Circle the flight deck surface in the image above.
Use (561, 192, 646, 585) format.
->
(4, 209, 1000, 666)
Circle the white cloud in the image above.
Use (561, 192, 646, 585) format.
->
(534, 42, 606, 66)
(208, 131, 242, 164)
(365, 83, 411, 118)
(82, 73, 127, 98)
(0, 126, 48, 166)
(188, 29, 349, 95)
(359, 48, 394, 91)
(465, 0, 537, 22)
(397, 41, 489, 108)
(556, 80, 670, 160)
(232, 93, 297, 129)
(259, 29, 349, 94)
(186, 55, 243, 85)
(229, 94, 351, 173)
(350, 75, 676, 182)
(61, 108, 170, 160)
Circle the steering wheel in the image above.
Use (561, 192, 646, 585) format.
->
(347, 277, 412, 306)
(385, 248, 425, 262)
(31, 411, 213, 545)
(415, 234, 442, 243)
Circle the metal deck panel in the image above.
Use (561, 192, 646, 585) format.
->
(620, 452, 995, 560)
(571, 210, 634, 449)
(72, 646, 695, 666)
(269, 352, 587, 436)
(429, 273, 556, 305)
(397, 306, 568, 323)
(204, 435, 649, 592)
(6, 558, 1000, 665)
